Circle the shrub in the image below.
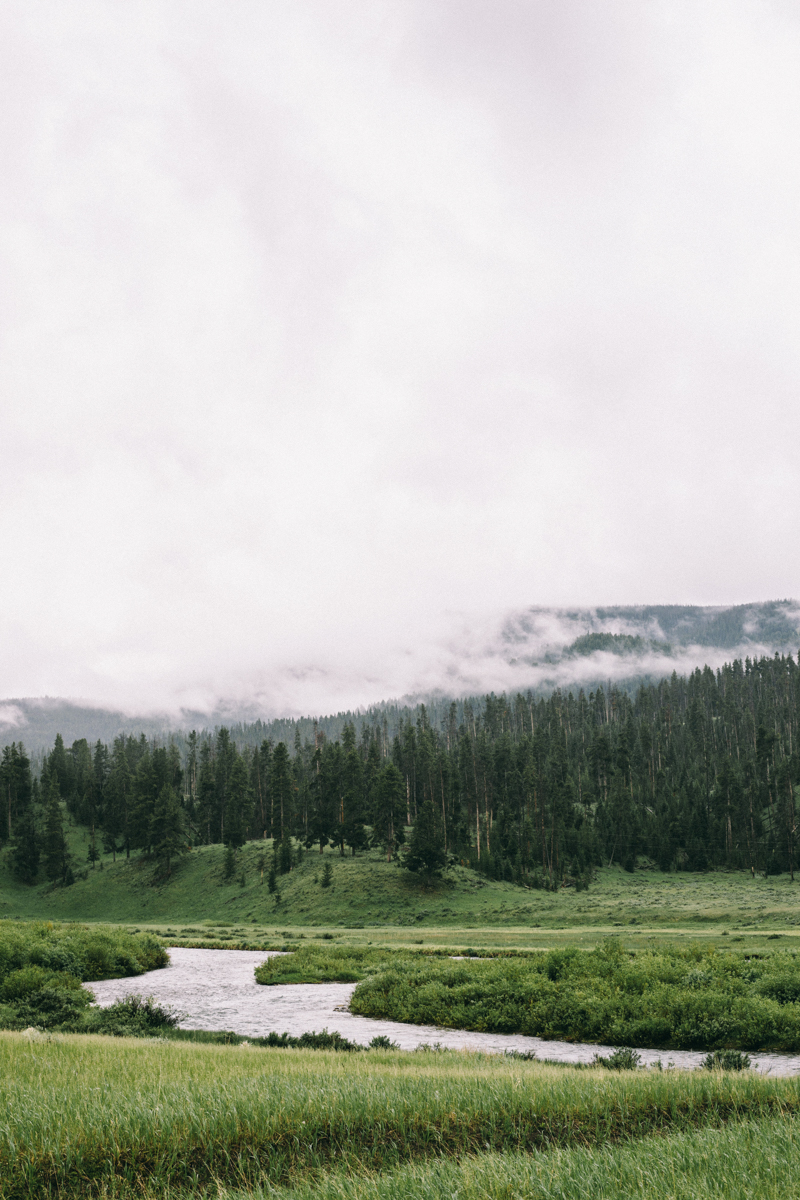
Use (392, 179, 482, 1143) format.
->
(702, 1050, 752, 1071)
(251, 1028, 362, 1052)
(0, 921, 167, 985)
(16, 985, 93, 1029)
(0, 921, 169, 1034)
(84, 994, 183, 1037)
(347, 942, 800, 1053)
(0, 965, 82, 1003)
(593, 1048, 642, 1070)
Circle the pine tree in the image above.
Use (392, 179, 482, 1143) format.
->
(370, 763, 406, 861)
(47, 733, 70, 799)
(270, 742, 293, 843)
(11, 804, 39, 883)
(86, 825, 99, 870)
(103, 738, 131, 860)
(341, 724, 367, 855)
(43, 774, 69, 884)
(278, 833, 293, 874)
(403, 798, 446, 878)
(224, 754, 250, 849)
(1, 742, 32, 844)
(150, 784, 185, 876)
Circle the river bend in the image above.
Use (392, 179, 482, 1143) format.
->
(87, 947, 800, 1075)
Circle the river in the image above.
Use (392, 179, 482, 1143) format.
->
(87, 947, 800, 1074)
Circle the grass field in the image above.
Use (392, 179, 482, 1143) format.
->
(228, 1116, 800, 1200)
(1, 1031, 798, 1199)
(2, 831, 800, 957)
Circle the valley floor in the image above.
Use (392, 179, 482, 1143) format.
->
(2, 831, 800, 955)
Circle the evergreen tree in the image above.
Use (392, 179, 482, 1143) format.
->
(1, 742, 32, 844)
(150, 784, 185, 876)
(270, 742, 293, 842)
(86, 825, 99, 870)
(47, 733, 71, 800)
(11, 804, 39, 883)
(306, 743, 336, 853)
(224, 754, 251, 849)
(42, 774, 70, 884)
(196, 742, 216, 845)
(370, 763, 406, 861)
(103, 737, 131, 860)
(403, 798, 446, 878)
(278, 833, 293, 874)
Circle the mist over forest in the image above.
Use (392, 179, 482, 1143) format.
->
(0, 601, 797, 756)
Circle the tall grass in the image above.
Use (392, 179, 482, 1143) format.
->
(254, 944, 461, 985)
(0, 1032, 798, 1198)
(232, 1115, 800, 1200)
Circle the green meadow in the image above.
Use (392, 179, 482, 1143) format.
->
(1, 1031, 798, 1199)
(3, 832, 800, 957)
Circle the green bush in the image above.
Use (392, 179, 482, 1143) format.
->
(83, 994, 182, 1037)
(0, 920, 167, 984)
(593, 1048, 642, 1070)
(0, 964, 82, 1003)
(344, 941, 800, 1053)
(702, 1050, 752, 1071)
(15, 985, 93, 1029)
(0, 920, 169, 1032)
(251, 1028, 362, 1051)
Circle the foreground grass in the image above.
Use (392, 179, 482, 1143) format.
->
(231, 1115, 800, 1200)
(1, 1033, 799, 1198)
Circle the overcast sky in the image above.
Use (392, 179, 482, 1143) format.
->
(1, 0, 799, 716)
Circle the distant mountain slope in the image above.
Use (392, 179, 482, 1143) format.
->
(498, 601, 800, 669)
(1, 601, 798, 753)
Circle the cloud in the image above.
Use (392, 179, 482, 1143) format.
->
(0, 2, 799, 715)
(0, 704, 25, 731)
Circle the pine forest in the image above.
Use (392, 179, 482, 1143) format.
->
(3, 651, 800, 889)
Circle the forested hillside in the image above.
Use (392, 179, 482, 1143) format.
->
(2, 652, 800, 890)
(2, 602, 799, 758)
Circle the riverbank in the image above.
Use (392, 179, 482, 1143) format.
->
(88, 947, 800, 1072)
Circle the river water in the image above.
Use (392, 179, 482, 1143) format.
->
(87, 947, 800, 1075)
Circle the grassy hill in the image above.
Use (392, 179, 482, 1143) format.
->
(2, 814, 800, 954)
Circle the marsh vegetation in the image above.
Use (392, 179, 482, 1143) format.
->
(257, 939, 800, 1052)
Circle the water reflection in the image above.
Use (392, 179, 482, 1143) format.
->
(87, 947, 800, 1075)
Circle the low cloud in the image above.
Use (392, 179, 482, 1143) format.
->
(0, 4, 799, 716)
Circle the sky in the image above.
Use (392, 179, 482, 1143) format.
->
(1, 0, 799, 717)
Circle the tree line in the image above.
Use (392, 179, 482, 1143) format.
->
(3, 651, 800, 887)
